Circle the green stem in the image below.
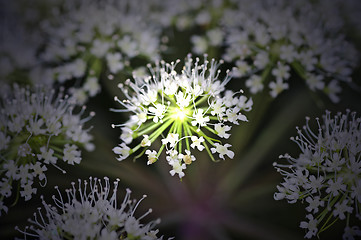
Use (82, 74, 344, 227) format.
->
(194, 94, 209, 107)
(136, 116, 172, 137)
(157, 144, 165, 158)
(291, 62, 307, 80)
(318, 214, 339, 235)
(184, 122, 191, 151)
(178, 120, 182, 153)
(202, 141, 216, 162)
(133, 119, 174, 153)
(204, 125, 217, 135)
(10, 180, 20, 207)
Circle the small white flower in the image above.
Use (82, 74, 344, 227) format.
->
(31, 162, 47, 181)
(18, 143, 32, 157)
(191, 109, 210, 127)
(232, 60, 251, 77)
(161, 133, 179, 148)
(210, 99, 226, 117)
(279, 45, 297, 63)
(211, 143, 234, 160)
(175, 91, 191, 109)
(20, 180, 37, 201)
(333, 200, 353, 220)
(191, 35, 208, 54)
(268, 79, 289, 98)
(135, 111, 148, 125)
(27, 118, 46, 135)
(226, 107, 247, 124)
(169, 161, 186, 178)
(245, 75, 264, 94)
(343, 226, 361, 240)
(305, 196, 324, 214)
(63, 144, 81, 165)
(145, 150, 158, 165)
(166, 149, 179, 164)
(326, 177, 347, 196)
(84, 77, 101, 97)
(120, 127, 133, 144)
(3, 160, 19, 179)
(214, 123, 231, 139)
(113, 143, 130, 161)
(106, 52, 124, 74)
(300, 214, 318, 239)
(254, 52, 269, 69)
(124, 217, 144, 237)
(326, 80, 342, 103)
(306, 73, 325, 91)
(37, 146, 58, 165)
(149, 104, 166, 123)
(190, 136, 205, 151)
(0, 181, 12, 198)
(141, 135, 152, 147)
(90, 39, 110, 58)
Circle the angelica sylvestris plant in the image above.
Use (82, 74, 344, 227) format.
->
(112, 55, 252, 178)
(0, 84, 94, 215)
(212, 0, 358, 101)
(273, 110, 361, 239)
(16, 177, 168, 240)
(38, 0, 162, 104)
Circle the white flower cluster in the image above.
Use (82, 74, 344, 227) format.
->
(0, 24, 52, 91)
(16, 177, 168, 240)
(112, 55, 252, 178)
(38, 0, 162, 104)
(226, 0, 358, 101)
(0, 84, 94, 215)
(273, 110, 361, 239)
(186, 0, 358, 102)
(148, 0, 225, 31)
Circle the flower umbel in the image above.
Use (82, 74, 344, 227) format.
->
(16, 177, 168, 240)
(0, 84, 94, 215)
(273, 110, 361, 239)
(38, 0, 162, 104)
(112, 55, 252, 178)
(191, 0, 359, 101)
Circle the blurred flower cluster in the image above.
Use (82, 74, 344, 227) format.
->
(16, 177, 167, 240)
(1, 0, 361, 239)
(274, 110, 361, 239)
(0, 84, 94, 215)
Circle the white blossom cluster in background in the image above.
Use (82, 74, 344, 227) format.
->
(147, 0, 225, 32)
(273, 110, 361, 239)
(4, 0, 63, 30)
(186, 0, 359, 102)
(16, 177, 168, 240)
(0, 84, 94, 215)
(36, 0, 163, 104)
(112, 55, 252, 178)
(0, 25, 53, 91)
